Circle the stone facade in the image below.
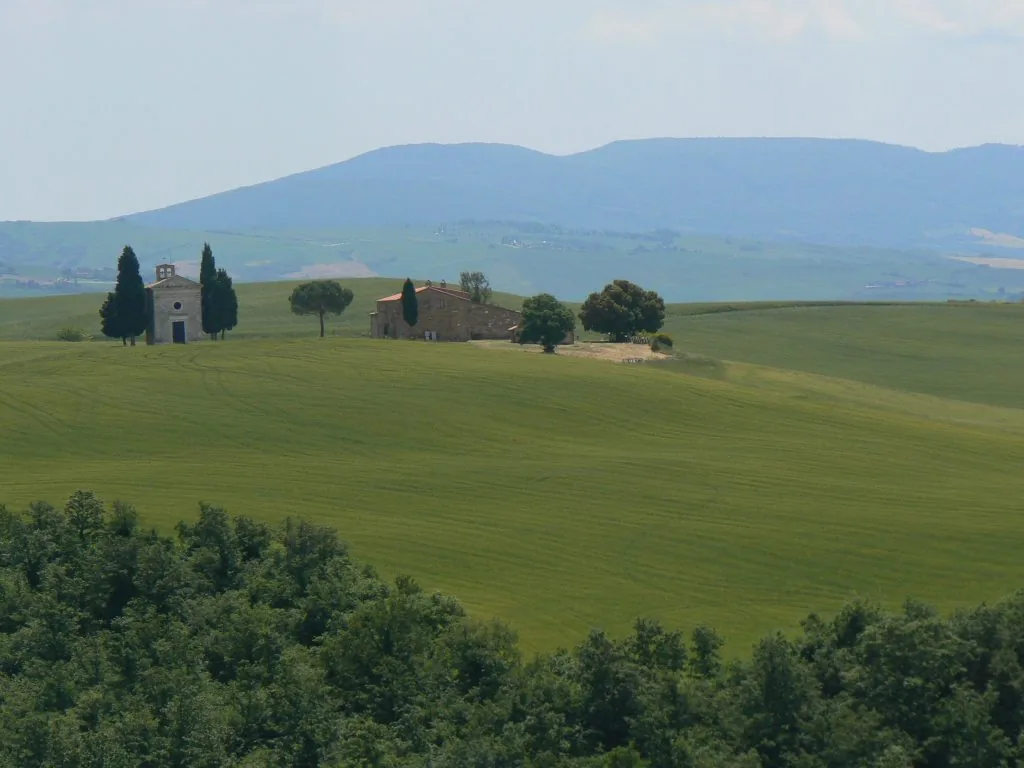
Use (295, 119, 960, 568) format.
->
(370, 285, 523, 342)
(146, 264, 204, 345)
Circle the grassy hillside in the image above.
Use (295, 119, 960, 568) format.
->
(2, 336, 1023, 652)
(5, 285, 1022, 408)
(665, 302, 1024, 409)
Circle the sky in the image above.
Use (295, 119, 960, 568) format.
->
(1, 0, 1022, 221)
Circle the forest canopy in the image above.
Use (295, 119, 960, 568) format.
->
(0, 492, 1021, 767)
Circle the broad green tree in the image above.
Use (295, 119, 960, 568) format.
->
(579, 280, 665, 343)
(519, 293, 575, 353)
(689, 624, 724, 679)
(199, 242, 218, 339)
(289, 280, 354, 337)
(459, 271, 492, 304)
(3, 488, 1024, 766)
(100, 245, 147, 345)
(400, 278, 418, 328)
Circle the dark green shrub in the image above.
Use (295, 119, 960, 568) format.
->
(56, 327, 91, 342)
(651, 332, 673, 352)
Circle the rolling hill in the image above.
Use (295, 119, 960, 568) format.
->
(2, 300, 1023, 651)
(662, 302, 1024, 409)
(121, 138, 1024, 249)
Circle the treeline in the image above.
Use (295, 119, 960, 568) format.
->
(1, 494, 1021, 767)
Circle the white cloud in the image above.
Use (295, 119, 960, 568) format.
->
(6, 0, 1024, 39)
(689, 0, 813, 41)
(579, 1, 859, 46)
(582, 8, 664, 44)
(579, 0, 1024, 45)
(817, 0, 865, 39)
(907, 0, 1024, 37)
(0, 0, 425, 25)
(890, 0, 962, 34)
(0, 0, 66, 25)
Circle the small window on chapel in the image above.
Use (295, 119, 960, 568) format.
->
(173, 301, 183, 311)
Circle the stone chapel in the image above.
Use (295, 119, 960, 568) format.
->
(145, 264, 203, 344)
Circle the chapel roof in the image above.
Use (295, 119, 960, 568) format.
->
(147, 274, 200, 289)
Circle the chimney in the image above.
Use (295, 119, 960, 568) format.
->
(155, 264, 176, 280)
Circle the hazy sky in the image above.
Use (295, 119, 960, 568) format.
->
(1, 0, 1022, 221)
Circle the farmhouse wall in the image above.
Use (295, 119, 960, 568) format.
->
(370, 287, 522, 341)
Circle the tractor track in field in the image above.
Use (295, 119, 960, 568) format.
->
(0, 389, 69, 438)
(166, 347, 264, 423)
(179, 348, 280, 424)
(207, 364, 286, 425)
(182, 349, 329, 460)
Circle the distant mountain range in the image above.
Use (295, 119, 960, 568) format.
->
(122, 138, 1024, 249)
(3, 138, 1024, 302)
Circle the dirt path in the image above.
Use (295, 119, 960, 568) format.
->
(470, 340, 671, 363)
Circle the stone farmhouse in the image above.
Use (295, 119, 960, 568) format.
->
(369, 280, 575, 345)
(370, 282, 521, 341)
(145, 264, 203, 345)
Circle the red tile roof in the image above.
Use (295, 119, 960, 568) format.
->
(376, 285, 470, 302)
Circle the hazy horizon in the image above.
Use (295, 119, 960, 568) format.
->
(2, 0, 1022, 221)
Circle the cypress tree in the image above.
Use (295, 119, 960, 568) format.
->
(98, 292, 124, 344)
(400, 278, 419, 328)
(214, 268, 238, 340)
(199, 243, 218, 340)
(112, 246, 147, 346)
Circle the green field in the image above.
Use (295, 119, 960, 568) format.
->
(2, 297, 1024, 652)
(665, 302, 1024, 409)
